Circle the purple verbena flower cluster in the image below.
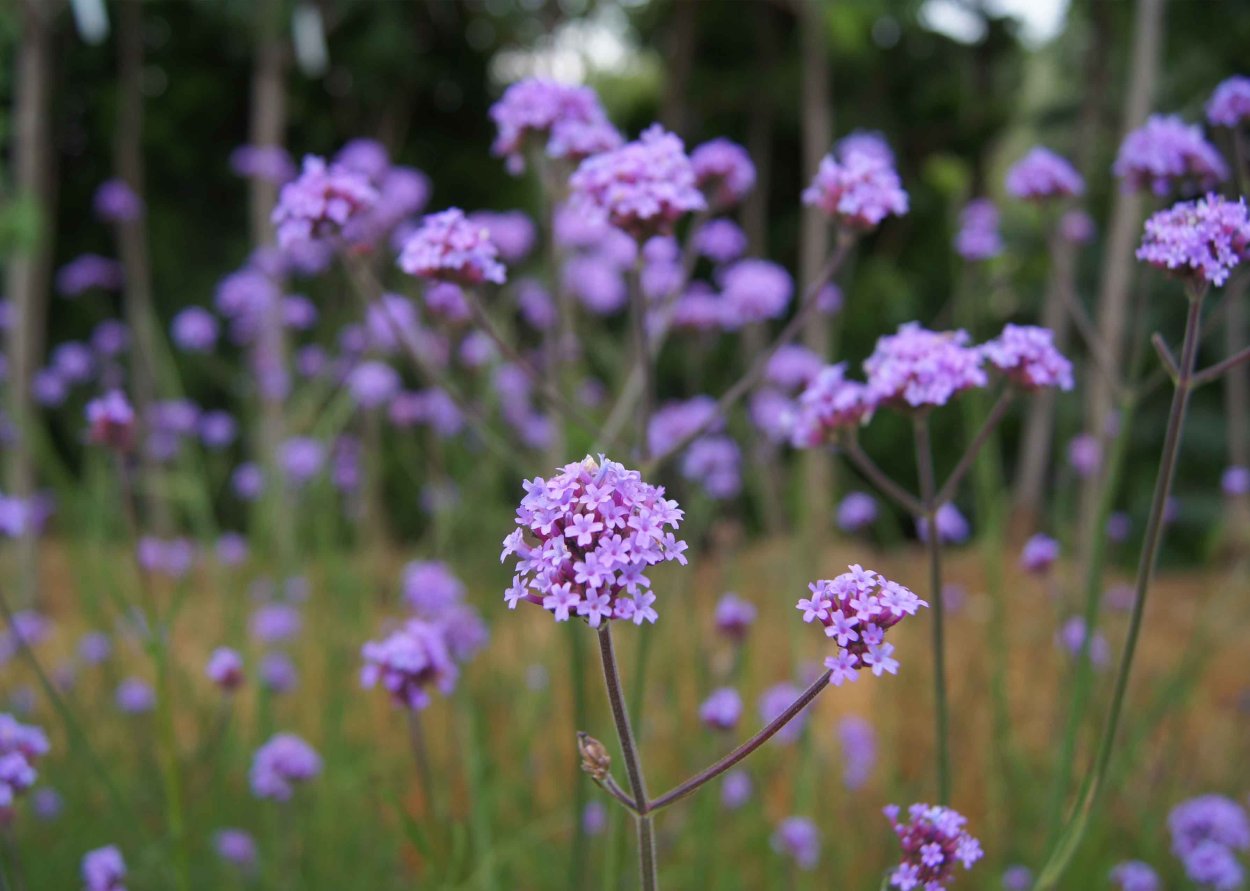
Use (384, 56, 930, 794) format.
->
(85, 390, 136, 451)
(82, 845, 127, 891)
(884, 803, 983, 890)
(713, 592, 756, 641)
(789, 363, 873, 447)
(249, 733, 322, 801)
(699, 687, 743, 731)
(953, 199, 1003, 261)
(796, 565, 927, 686)
(772, 816, 821, 870)
(802, 139, 909, 229)
(360, 619, 458, 710)
(1004, 147, 1084, 201)
(271, 156, 378, 252)
(205, 647, 244, 692)
(1169, 794, 1250, 890)
(502, 456, 687, 626)
(1114, 115, 1228, 196)
(718, 259, 793, 327)
(398, 208, 507, 286)
(837, 715, 877, 790)
(1208, 76, 1250, 128)
(690, 138, 756, 209)
(1019, 533, 1060, 575)
(490, 78, 621, 174)
(1136, 194, 1250, 287)
(1111, 861, 1161, 891)
(979, 324, 1074, 390)
(864, 324, 988, 409)
(0, 713, 48, 817)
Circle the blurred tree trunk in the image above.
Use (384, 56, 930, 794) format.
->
(797, 0, 834, 544)
(1077, 0, 1164, 552)
(4, 1, 57, 606)
(741, 1, 786, 536)
(248, 0, 298, 568)
(1223, 276, 1250, 551)
(659, 0, 696, 135)
(115, 0, 170, 532)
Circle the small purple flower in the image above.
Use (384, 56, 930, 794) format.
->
(569, 124, 706, 240)
(1208, 76, 1250, 129)
(85, 390, 136, 451)
(790, 363, 873, 447)
(698, 687, 743, 731)
(347, 360, 401, 409)
(1114, 115, 1228, 196)
(78, 632, 111, 665)
(259, 653, 298, 694)
(690, 138, 756, 209)
(680, 436, 741, 500)
(1170, 794, 1250, 860)
(1066, 433, 1102, 479)
(489, 79, 619, 174)
(32, 787, 61, 821)
(230, 144, 296, 183)
(836, 492, 878, 533)
(694, 218, 748, 264)
(1107, 511, 1131, 544)
(171, 307, 219, 352)
(81, 845, 127, 891)
(647, 397, 720, 457)
(1137, 194, 1250, 287)
(1005, 147, 1084, 201)
(215, 533, 248, 567)
(198, 411, 237, 450)
(721, 770, 752, 810)
(758, 683, 809, 744)
(94, 180, 144, 223)
(115, 678, 155, 714)
(1110, 860, 1160, 891)
(803, 138, 908, 229)
(916, 504, 971, 545)
(271, 155, 378, 252)
(402, 560, 465, 615)
(250, 603, 301, 645)
(470, 210, 537, 264)
(205, 647, 244, 692)
(837, 715, 876, 790)
(885, 803, 982, 890)
(1002, 864, 1034, 891)
(954, 199, 1003, 261)
(361, 619, 458, 710)
(980, 324, 1074, 390)
(250, 733, 321, 801)
(1019, 533, 1059, 575)
(582, 801, 608, 836)
(280, 437, 325, 486)
(91, 320, 130, 357)
(1222, 465, 1250, 497)
(772, 816, 820, 871)
(398, 208, 506, 286)
(1060, 209, 1096, 245)
(713, 593, 756, 641)
(231, 462, 265, 501)
(718, 259, 793, 327)
(214, 828, 258, 872)
(1056, 617, 1110, 668)
(56, 254, 124, 297)
(764, 346, 823, 393)
(865, 323, 987, 409)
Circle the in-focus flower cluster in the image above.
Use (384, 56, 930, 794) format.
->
(250, 733, 322, 801)
(490, 78, 621, 174)
(271, 156, 379, 253)
(1137, 194, 1250, 287)
(884, 803, 983, 890)
(1005, 147, 1085, 201)
(398, 208, 507, 286)
(802, 138, 908, 229)
(1114, 115, 1228, 196)
(796, 565, 927, 685)
(501, 456, 687, 626)
(569, 124, 706, 240)
(0, 713, 48, 818)
(1169, 794, 1250, 890)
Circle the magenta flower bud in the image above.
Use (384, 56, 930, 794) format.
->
(398, 208, 506, 286)
(884, 803, 982, 890)
(81, 845, 127, 891)
(205, 647, 244, 692)
(1019, 533, 1060, 575)
(1005, 147, 1084, 201)
(698, 687, 743, 732)
(249, 733, 321, 801)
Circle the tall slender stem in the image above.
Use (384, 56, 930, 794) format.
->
(913, 414, 951, 804)
(566, 625, 590, 890)
(596, 625, 656, 891)
(1035, 291, 1206, 890)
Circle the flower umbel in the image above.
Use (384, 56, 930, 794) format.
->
(885, 803, 983, 890)
(1137, 194, 1250, 287)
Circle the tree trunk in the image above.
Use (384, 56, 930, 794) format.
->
(659, 0, 697, 136)
(3, 2, 57, 606)
(1223, 276, 1250, 552)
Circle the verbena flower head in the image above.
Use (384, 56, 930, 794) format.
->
(0, 713, 47, 817)
(1208, 76, 1250, 128)
(1067, 433, 1102, 479)
(718, 259, 793, 327)
(647, 397, 720, 457)
(1136, 194, 1250, 287)
(569, 124, 706, 240)
(86, 390, 135, 451)
(713, 593, 756, 641)
(1002, 865, 1035, 891)
(346, 360, 401, 409)
(93, 179, 144, 223)
(680, 435, 741, 500)
(1061, 209, 1096, 244)
(803, 140, 908, 229)
(272, 156, 378, 252)
(1056, 617, 1110, 667)
(1222, 465, 1250, 497)
(790, 363, 873, 447)
(1170, 795, 1250, 861)
(360, 619, 458, 710)
(699, 687, 743, 731)
(695, 218, 748, 264)
(82, 845, 126, 891)
(837, 492, 878, 533)
(402, 560, 466, 614)
(57, 254, 124, 297)
(1005, 147, 1085, 201)
(954, 199, 1003, 261)
(205, 647, 244, 692)
(1019, 533, 1060, 575)
(917, 504, 971, 544)
(501, 456, 687, 626)
(115, 678, 155, 714)
(398, 208, 506, 286)
(230, 144, 296, 183)
(250, 733, 322, 801)
(980, 324, 1074, 390)
(170, 307, 219, 353)
(864, 324, 987, 409)
(489, 78, 619, 173)
(796, 566, 927, 686)
(885, 803, 983, 890)
(259, 653, 298, 694)
(690, 138, 756, 209)
(721, 771, 753, 810)
(772, 816, 820, 870)
(1111, 861, 1161, 891)
(837, 715, 876, 790)
(214, 828, 258, 872)
(1114, 115, 1228, 196)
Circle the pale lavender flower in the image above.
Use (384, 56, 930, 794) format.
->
(1222, 465, 1250, 497)
(838, 131, 895, 164)
(1170, 795, 1250, 860)
(171, 307, 219, 352)
(803, 139, 908, 229)
(563, 255, 627, 314)
(402, 560, 465, 614)
(1114, 115, 1228, 196)
(691, 138, 756, 209)
(749, 388, 797, 443)
(0, 496, 29, 539)
(837, 715, 876, 790)
(31, 369, 67, 407)
(424, 282, 471, 323)
(205, 647, 244, 692)
(582, 801, 608, 836)
(719, 259, 793, 327)
(980, 324, 1073, 390)
(647, 397, 720, 457)
(1067, 434, 1102, 479)
(501, 456, 687, 625)
(789, 363, 873, 447)
(695, 218, 748, 264)
(1107, 511, 1131, 544)
(361, 619, 458, 710)
(1137, 194, 1250, 287)
(916, 504, 971, 545)
(81, 845, 126, 891)
(885, 803, 983, 890)
(198, 411, 237, 450)
(836, 492, 878, 533)
(1019, 533, 1059, 575)
(772, 816, 820, 870)
(713, 593, 756, 641)
(489, 79, 618, 173)
(56, 254, 124, 297)
(699, 687, 743, 731)
(1110, 861, 1160, 891)
(214, 828, 258, 872)
(954, 199, 1003, 261)
(86, 390, 135, 451)
(115, 678, 155, 714)
(250, 734, 321, 801)
(758, 683, 809, 744)
(470, 210, 536, 263)
(1002, 865, 1034, 890)
(1060, 209, 1096, 245)
(347, 360, 401, 409)
(250, 603, 301, 645)
(78, 632, 111, 665)
(1180, 841, 1244, 890)
(91, 320, 130, 357)
(1005, 147, 1084, 201)
(865, 323, 987, 409)
(798, 566, 927, 685)
(721, 770, 752, 810)
(272, 156, 378, 252)
(215, 533, 248, 567)
(0, 714, 46, 815)
(680, 436, 741, 500)
(94, 180, 143, 222)
(32, 787, 61, 821)
(1056, 617, 1110, 668)
(398, 208, 506, 286)
(517, 279, 556, 330)
(569, 124, 706, 240)
(280, 437, 325, 485)
(282, 294, 317, 330)
(230, 144, 296, 183)
(259, 653, 298, 694)
(231, 463, 264, 501)
(1208, 76, 1250, 128)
